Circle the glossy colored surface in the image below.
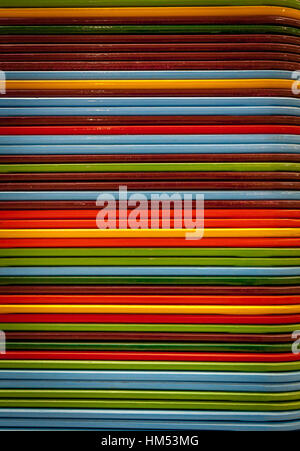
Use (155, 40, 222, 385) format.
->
(2, 304, 300, 315)
(1, 208, 300, 218)
(1, 285, 298, 294)
(5, 18, 300, 28)
(3, 182, 300, 191)
(2, 34, 299, 44)
(3, 1, 300, 7)
(2, 247, 299, 256)
(5, 341, 292, 353)
(2, 63, 299, 71)
(0, 421, 299, 431)
(1, 294, 299, 304)
(4, 89, 297, 97)
(1, 25, 299, 36)
(3, 44, 300, 55)
(1, 164, 299, 174)
(1, 388, 300, 401)
(1, 125, 299, 135)
(1, 238, 299, 248)
(1, 7, 299, 20)
(0, 359, 300, 372)
(1, 0, 300, 432)
(0, 275, 298, 285)
(0, 350, 300, 362)
(1, 255, 300, 266)
(4, 96, 300, 107)
(1, 312, 300, 324)
(3, 332, 295, 342)
(1, 399, 300, 412)
(1, 322, 299, 333)
(2, 154, 300, 162)
(1, 200, 298, 209)
(1, 229, 299, 238)
(2, 116, 300, 126)
(5, 80, 294, 89)
(3, 369, 300, 383)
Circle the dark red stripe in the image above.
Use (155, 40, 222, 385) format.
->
(4, 89, 297, 97)
(4, 331, 294, 343)
(0, 285, 298, 295)
(2, 116, 299, 126)
(1, 34, 299, 45)
(1, 61, 298, 71)
(2, 43, 299, 53)
(0, 200, 298, 209)
(2, 52, 299, 61)
(2, 181, 299, 191)
(1, 173, 298, 182)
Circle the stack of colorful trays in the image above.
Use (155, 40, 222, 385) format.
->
(0, 0, 299, 431)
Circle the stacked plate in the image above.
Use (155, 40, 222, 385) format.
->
(0, 0, 299, 431)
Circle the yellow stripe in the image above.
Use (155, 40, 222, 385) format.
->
(6, 80, 293, 90)
(0, 229, 299, 238)
(1, 304, 300, 314)
(0, 6, 299, 19)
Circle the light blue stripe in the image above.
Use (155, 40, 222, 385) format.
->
(0, 106, 299, 117)
(0, 191, 299, 201)
(1, 144, 298, 155)
(1, 134, 299, 145)
(1, 379, 300, 392)
(1, 97, 299, 108)
(0, 267, 299, 276)
(0, 420, 299, 431)
(0, 408, 299, 422)
(5, 70, 293, 80)
(1, 370, 300, 383)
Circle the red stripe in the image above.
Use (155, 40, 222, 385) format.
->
(1, 34, 299, 44)
(2, 182, 300, 191)
(1, 209, 300, 220)
(0, 125, 298, 135)
(0, 238, 299, 248)
(0, 295, 298, 305)
(0, 313, 299, 324)
(0, 350, 298, 362)
(1, 219, 299, 229)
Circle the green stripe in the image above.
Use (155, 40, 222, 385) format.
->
(0, 360, 300, 372)
(1, 389, 300, 401)
(0, 163, 298, 173)
(1, 399, 300, 411)
(1, 248, 300, 258)
(0, 25, 299, 35)
(6, 342, 292, 352)
(2, 1, 299, 8)
(0, 323, 299, 333)
(1, 257, 299, 267)
(0, 276, 298, 285)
